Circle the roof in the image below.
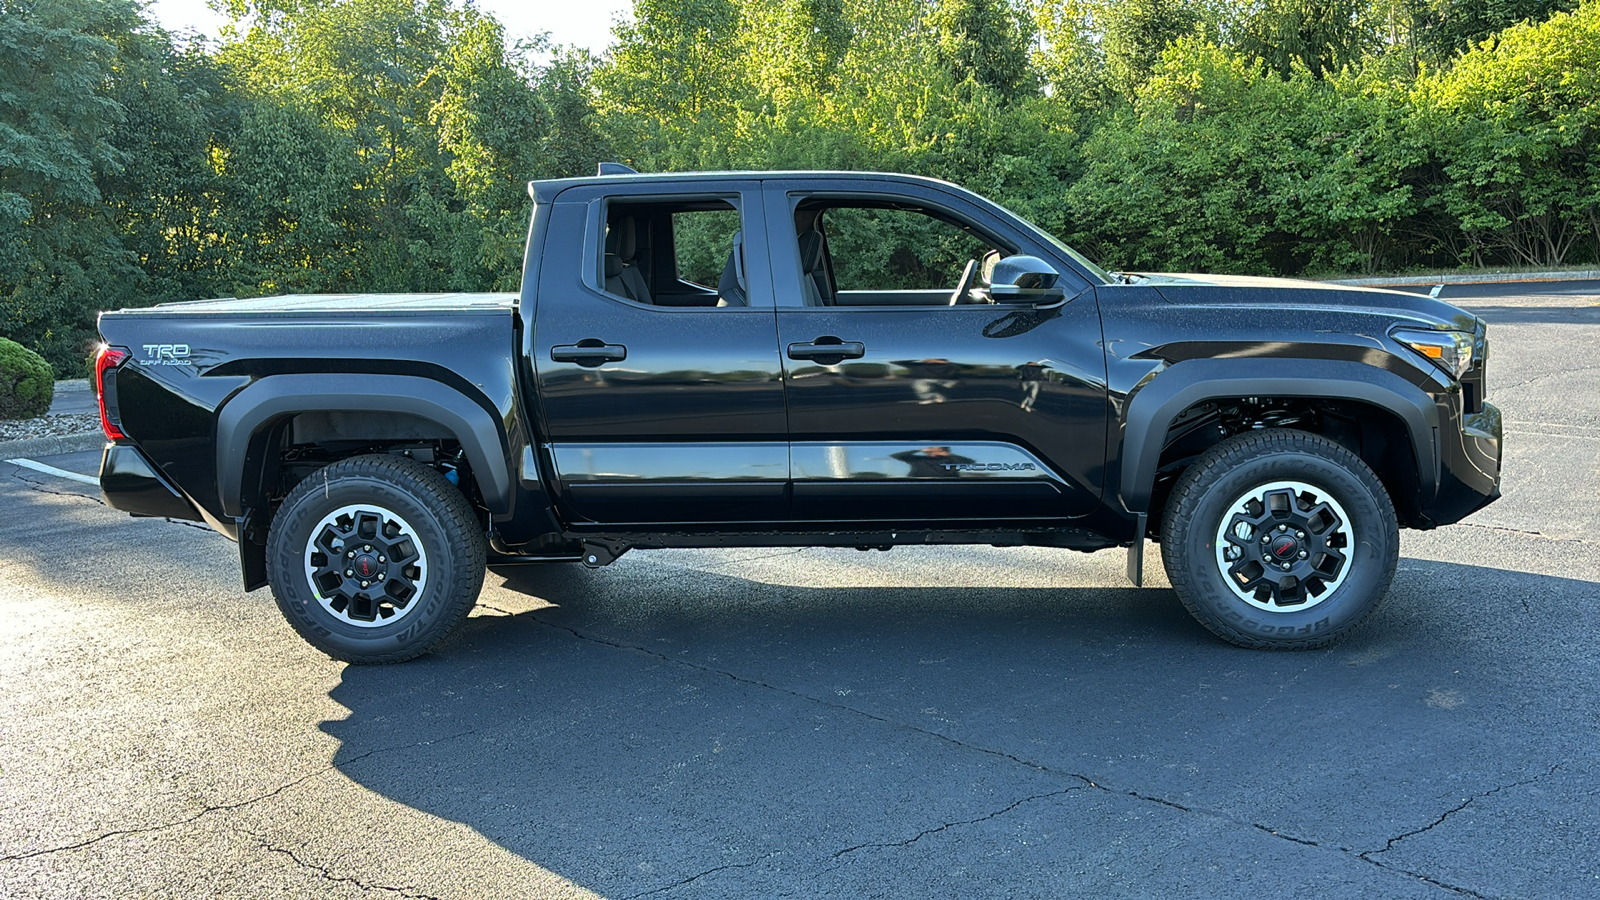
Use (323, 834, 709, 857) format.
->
(527, 169, 969, 201)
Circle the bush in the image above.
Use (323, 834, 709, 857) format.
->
(0, 338, 55, 420)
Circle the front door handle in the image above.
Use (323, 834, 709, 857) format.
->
(551, 339, 627, 367)
(787, 338, 865, 363)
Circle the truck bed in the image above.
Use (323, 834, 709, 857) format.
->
(117, 292, 518, 315)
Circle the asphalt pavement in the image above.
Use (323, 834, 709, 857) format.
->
(1, 283, 1596, 899)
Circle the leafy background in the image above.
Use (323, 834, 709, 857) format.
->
(2, 0, 1596, 374)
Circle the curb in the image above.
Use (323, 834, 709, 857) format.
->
(0, 433, 105, 460)
(1330, 270, 1600, 287)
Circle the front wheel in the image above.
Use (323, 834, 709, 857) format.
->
(1160, 430, 1398, 649)
(266, 454, 486, 664)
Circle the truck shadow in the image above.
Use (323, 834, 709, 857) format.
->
(319, 555, 1594, 897)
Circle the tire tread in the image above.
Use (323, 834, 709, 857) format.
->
(267, 454, 486, 664)
(1160, 429, 1398, 650)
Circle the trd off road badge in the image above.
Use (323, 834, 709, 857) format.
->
(140, 344, 193, 366)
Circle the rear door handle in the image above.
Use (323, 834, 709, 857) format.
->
(787, 338, 865, 362)
(551, 339, 627, 367)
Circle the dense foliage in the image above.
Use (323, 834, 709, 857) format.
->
(2, 0, 1597, 373)
(0, 336, 52, 419)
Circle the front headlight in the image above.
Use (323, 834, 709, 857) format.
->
(1392, 328, 1475, 380)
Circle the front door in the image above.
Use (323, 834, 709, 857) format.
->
(765, 182, 1109, 523)
(532, 182, 789, 525)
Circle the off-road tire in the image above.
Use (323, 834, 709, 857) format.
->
(1160, 430, 1398, 649)
(266, 454, 486, 664)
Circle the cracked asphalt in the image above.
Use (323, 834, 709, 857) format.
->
(2, 282, 1597, 899)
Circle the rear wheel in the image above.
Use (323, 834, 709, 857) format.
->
(266, 454, 485, 664)
(1160, 430, 1398, 649)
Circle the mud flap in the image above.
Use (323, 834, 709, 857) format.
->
(1125, 512, 1147, 587)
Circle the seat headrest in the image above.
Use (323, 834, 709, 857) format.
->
(603, 222, 624, 278)
(615, 216, 637, 260)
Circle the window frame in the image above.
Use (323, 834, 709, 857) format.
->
(808, 201, 1006, 295)
(571, 181, 773, 310)
(766, 183, 1049, 311)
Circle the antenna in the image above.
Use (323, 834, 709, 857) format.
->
(597, 162, 639, 176)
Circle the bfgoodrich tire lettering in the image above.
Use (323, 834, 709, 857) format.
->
(1160, 430, 1398, 649)
(266, 454, 486, 663)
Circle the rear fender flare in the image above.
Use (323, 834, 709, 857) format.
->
(216, 373, 513, 519)
(1119, 358, 1439, 514)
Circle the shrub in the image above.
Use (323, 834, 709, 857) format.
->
(0, 338, 55, 420)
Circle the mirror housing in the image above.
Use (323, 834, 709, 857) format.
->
(987, 255, 1064, 303)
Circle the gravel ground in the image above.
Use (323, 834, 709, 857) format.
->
(0, 381, 97, 442)
(0, 413, 98, 442)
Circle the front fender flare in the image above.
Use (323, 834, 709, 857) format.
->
(216, 373, 513, 519)
(1119, 358, 1440, 514)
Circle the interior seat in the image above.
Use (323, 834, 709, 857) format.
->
(604, 217, 652, 305)
(717, 231, 748, 306)
(797, 228, 835, 306)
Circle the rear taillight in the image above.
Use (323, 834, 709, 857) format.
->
(95, 345, 129, 441)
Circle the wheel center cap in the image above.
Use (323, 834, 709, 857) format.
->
(1270, 535, 1301, 561)
(354, 554, 381, 579)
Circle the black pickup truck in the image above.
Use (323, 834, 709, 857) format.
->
(94, 167, 1501, 663)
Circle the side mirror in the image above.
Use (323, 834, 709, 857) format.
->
(988, 255, 1064, 303)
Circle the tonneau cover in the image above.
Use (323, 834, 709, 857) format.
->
(124, 292, 517, 314)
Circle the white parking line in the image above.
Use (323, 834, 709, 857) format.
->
(5, 458, 99, 486)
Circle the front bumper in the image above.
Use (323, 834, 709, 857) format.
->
(100, 442, 205, 521)
(1425, 401, 1502, 526)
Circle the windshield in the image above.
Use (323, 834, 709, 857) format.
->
(1039, 230, 1116, 284)
(982, 196, 1114, 285)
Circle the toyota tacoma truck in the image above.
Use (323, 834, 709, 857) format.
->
(93, 167, 1502, 663)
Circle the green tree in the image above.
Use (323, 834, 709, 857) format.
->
(1414, 0, 1600, 265)
(1100, 0, 1206, 97)
(1237, 0, 1375, 78)
(432, 15, 544, 285)
(1032, 0, 1115, 113)
(533, 46, 609, 181)
(99, 36, 236, 307)
(929, 0, 1035, 100)
(1417, 0, 1578, 58)
(1299, 71, 1429, 272)
(1068, 39, 1328, 273)
(0, 0, 146, 374)
(210, 101, 365, 294)
(219, 0, 461, 290)
(741, 0, 851, 104)
(597, 0, 749, 170)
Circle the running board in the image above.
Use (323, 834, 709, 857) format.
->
(557, 527, 1115, 568)
(487, 553, 584, 566)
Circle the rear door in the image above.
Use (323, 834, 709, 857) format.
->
(531, 181, 789, 524)
(764, 179, 1109, 523)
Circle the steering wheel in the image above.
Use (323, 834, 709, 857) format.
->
(948, 259, 978, 306)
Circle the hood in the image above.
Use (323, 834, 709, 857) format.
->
(1135, 272, 1479, 332)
